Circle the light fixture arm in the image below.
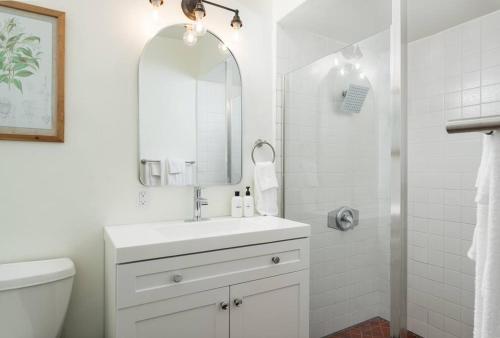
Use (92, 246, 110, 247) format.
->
(181, 0, 242, 28)
(201, 0, 239, 15)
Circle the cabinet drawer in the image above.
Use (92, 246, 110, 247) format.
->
(116, 238, 309, 309)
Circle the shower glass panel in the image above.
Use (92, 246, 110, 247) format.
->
(283, 31, 396, 338)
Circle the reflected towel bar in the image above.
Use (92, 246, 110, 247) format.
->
(141, 160, 196, 165)
(446, 116, 500, 134)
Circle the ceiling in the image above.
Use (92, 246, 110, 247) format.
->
(280, 0, 392, 46)
(280, 0, 500, 44)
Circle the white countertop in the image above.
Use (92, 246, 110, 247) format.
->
(104, 216, 310, 264)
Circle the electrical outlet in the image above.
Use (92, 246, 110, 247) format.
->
(138, 191, 150, 208)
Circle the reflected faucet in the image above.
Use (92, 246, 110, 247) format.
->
(190, 186, 208, 222)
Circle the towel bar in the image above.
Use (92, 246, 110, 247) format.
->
(446, 115, 500, 134)
(252, 139, 276, 164)
(141, 159, 196, 165)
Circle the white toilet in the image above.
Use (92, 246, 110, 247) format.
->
(0, 258, 75, 338)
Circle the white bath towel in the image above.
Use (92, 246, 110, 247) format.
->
(254, 161, 279, 216)
(468, 133, 500, 338)
(168, 159, 186, 186)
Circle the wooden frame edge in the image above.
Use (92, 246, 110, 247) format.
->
(0, 1, 65, 143)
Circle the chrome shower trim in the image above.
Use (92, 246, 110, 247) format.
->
(390, 0, 408, 337)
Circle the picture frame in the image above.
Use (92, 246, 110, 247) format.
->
(0, 1, 65, 142)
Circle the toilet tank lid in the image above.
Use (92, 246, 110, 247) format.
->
(0, 258, 75, 291)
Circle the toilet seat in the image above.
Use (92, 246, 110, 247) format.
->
(0, 258, 75, 291)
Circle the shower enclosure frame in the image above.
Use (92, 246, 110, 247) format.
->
(389, 0, 408, 337)
(278, 0, 408, 337)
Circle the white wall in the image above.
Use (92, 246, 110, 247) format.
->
(272, 0, 308, 22)
(197, 66, 227, 185)
(407, 9, 500, 338)
(0, 0, 273, 337)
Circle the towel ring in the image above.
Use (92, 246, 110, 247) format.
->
(252, 139, 276, 164)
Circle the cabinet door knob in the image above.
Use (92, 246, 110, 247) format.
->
(220, 302, 229, 311)
(271, 256, 281, 264)
(172, 274, 183, 283)
(233, 298, 243, 307)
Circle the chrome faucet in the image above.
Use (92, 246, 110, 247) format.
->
(190, 186, 208, 222)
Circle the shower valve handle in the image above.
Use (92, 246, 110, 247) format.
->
(328, 207, 359, 231)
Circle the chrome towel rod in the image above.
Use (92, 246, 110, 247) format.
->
(446, 115, 500, 134)
(141, 159, 196, 165)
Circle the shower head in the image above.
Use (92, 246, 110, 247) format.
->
(341, 84, 370, 114)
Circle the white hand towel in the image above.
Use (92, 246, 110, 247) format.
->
(168, 159, 186, 186)
(168, 159, 185, 174)
(143, 161, 162, 186)
(254, 162, 279, 216)
(468, 133, 500, 338)
(150, 162, 161, 177)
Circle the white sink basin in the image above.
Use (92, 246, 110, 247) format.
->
(105, 216, 310, 263)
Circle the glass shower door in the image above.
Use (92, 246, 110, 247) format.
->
(281, 10, 408, 336)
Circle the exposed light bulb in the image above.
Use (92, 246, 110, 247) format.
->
(232, 28, 240, 43)
(183, 26, 198, 47)
(334, 58, 339, 67)
(230, 11, 242, 43)
(340, 68, 345, 76)
(151, 6, 159, 21)
(194, 1, 207, 36)
(359, 72, 366, 79)
(355, 63, 361, 70)
(194, 20, 207, 36)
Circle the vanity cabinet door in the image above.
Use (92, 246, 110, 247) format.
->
(229, 271, 309, 338)
(116, 287, 229, 338)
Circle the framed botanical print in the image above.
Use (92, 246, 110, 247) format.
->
(0, 1, 65, 142)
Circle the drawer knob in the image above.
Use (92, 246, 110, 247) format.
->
(220, 302, 229, 311)
(233, 298, 243, 307)
(172, 274, 183, 283)
(271, 256, 281, 264)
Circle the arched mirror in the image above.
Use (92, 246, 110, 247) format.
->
(139, 25, 242, 187)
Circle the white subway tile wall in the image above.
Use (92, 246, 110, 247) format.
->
(407, 9, 500, 338)
(197, 78, 228, 185)
(279, 29, 392, 338)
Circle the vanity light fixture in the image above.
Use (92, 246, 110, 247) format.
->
(149, 0, 164, 8)
(148, 0, 243, 46)
(183, 0, 243, 44)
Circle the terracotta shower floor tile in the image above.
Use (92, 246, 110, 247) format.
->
(324, 317, 422, 338)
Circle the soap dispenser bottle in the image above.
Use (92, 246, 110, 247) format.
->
(231, 191, 243, 218)
(243, 186, 255, 217)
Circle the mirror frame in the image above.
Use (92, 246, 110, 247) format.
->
(138, 24, 244, 187)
